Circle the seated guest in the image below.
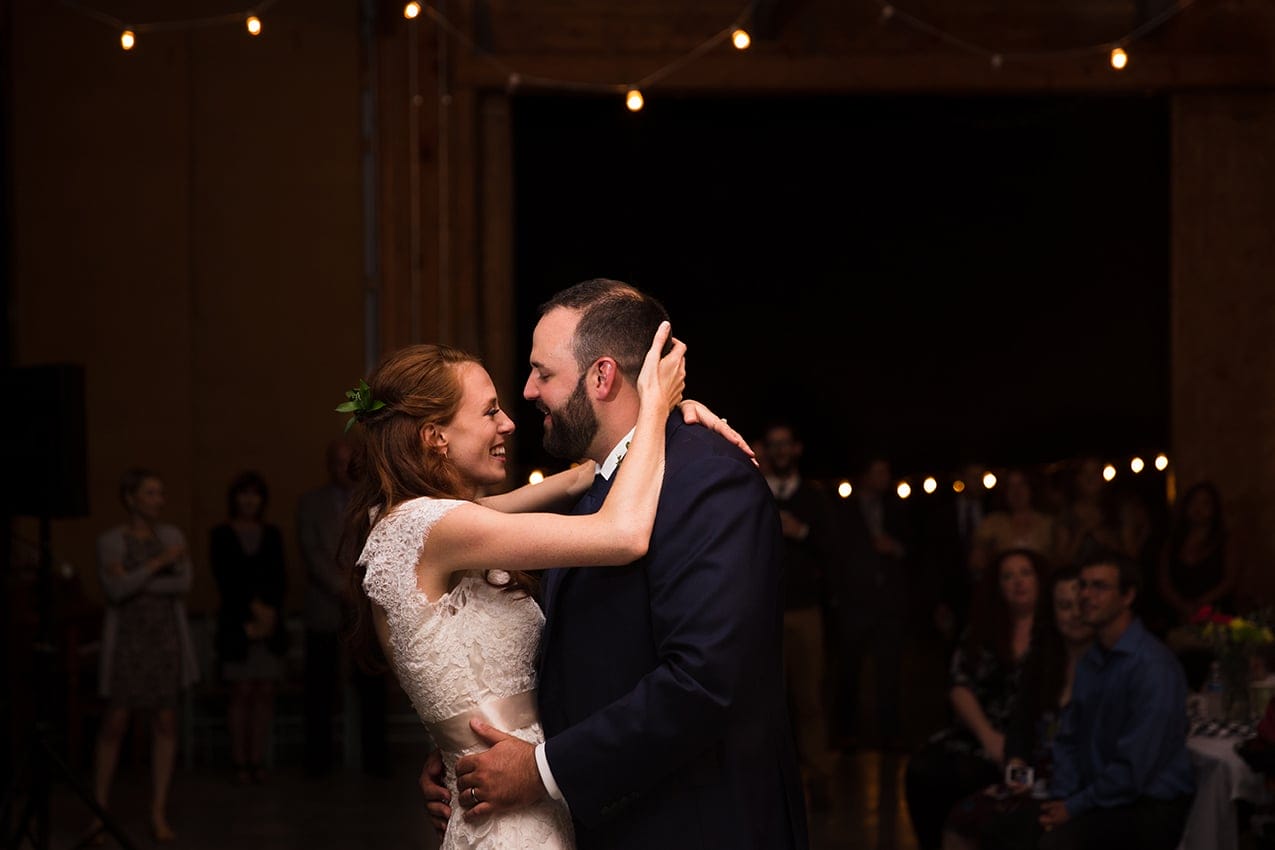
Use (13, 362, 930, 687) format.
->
(905, 548, 1047, 850)
(942, 566, 1093, 850)
(985, 551, 1195, 850)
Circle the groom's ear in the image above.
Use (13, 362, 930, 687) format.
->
(589, 357, 623, 401)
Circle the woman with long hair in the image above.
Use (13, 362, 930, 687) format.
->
(904, 547, 1049, 850)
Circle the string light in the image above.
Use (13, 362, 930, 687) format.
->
(923, 476, 937, 494)
(982, 472, 997, 490)
(528, 470, 545, 485)
(1130, 456, 1145, 474)
(625, 88, 644, 112)
(65, 0, 1197, 98)
(1155, 453, 1170, 471)
(62, 0, 282, 47)
(838, 481, 853, 499)
(1103, 464, 1118, 482)
(897, 481, 912, 499)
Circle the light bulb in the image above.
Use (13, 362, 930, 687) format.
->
(923, 476, 937, 494)
(121, 29, 136, 50)
(246, 16, 262, 36)
(838, 481, 852, 499)
(1103, 464, 1117, 482)
(1130, 457, 1145, 474)
(404, 2, 422, 19)
(897, 482, 912, 499)
(528, 470, 545, 486)
(982, 472, 997, 490)
(625, 88, 644, 112)
(1155, 454, 1169, 471)
(952, 480, 966, 494)
(731, 28, 751, 50)
(1110, 47, 1128, 70)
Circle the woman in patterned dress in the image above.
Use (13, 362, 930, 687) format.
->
(89, 468, 199, 843)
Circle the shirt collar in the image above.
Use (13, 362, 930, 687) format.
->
(597, 427, 636, 481)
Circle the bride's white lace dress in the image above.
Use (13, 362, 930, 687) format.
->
(361, 497, 574, 849)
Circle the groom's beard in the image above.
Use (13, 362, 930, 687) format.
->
(542, 373, 598, 461)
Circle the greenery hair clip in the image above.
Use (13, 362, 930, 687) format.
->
(335, 379, 386, 433)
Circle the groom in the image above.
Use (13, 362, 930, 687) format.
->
(425, 279, 808, 850)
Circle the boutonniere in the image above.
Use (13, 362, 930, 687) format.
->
(613, 440, 631, 470)
(335, 379, 385, 433)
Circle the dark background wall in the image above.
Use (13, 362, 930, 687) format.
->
(512, 93, 1171, 480)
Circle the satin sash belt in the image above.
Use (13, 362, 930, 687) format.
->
(426, 690, 539, 753)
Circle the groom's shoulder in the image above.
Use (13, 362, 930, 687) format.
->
(666, 412, 764, 481)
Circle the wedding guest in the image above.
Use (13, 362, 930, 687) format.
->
(211, 470, 287, 783)
(942, 566, 1094, 850)
(1052, 457, 1121, 570)
(90, 468, 198, 843)
(830, 451, 913, 751)
(1158, 479, 1236, 689)
(1026, 552, 1194, 850)
(297, 436, 356, 775)
(969, 468, 1056, 578)
(761, 421, 839, 809)
(1158, 480, 1235, 626)
(904, 548, 1045, 850)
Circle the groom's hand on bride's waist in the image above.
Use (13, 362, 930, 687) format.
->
(455, 720, 548, 819)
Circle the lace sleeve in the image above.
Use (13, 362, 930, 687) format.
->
(360, 497, 466, 619)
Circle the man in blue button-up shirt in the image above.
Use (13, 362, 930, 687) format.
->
(1038, 551, 1195, 850)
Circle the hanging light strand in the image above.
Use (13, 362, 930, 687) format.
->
(61, 0, 279, 37)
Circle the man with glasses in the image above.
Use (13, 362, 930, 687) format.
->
(1032, 551, 1195, 850)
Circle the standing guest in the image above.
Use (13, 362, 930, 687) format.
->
(926, 461, 991, 646)
(830, 452, 912, 751)
(761, 420, 839, 809)
(1052, 457, 1121, 571)
(1033, 552, 1195, 850)
(211, 470, 287, 784)
(1158, 480, 1236, 688)
(1158, 480, 1235, 625)
(296, 436, 356, 775)
(904, 548, 1045, 850)
(90, 468, 198, 844)
(969, 468, 1056, 578)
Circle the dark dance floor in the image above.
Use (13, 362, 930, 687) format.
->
(40, 745, 919, 850)
(34, 632, 952, 849)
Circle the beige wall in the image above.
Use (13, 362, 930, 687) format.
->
(11, 0, 364, 613)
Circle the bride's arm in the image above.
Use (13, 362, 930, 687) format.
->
(424, 322, 684, 575)
(476, 461, 597, 515)
(477, 399, 748, 517)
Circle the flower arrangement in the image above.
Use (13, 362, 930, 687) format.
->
(1191, 605, 1275, 719)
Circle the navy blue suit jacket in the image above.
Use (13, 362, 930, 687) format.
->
(537, 411, 808, 850)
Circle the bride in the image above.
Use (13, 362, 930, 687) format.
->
(343, 322, 732, 849)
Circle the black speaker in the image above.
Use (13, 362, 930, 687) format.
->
(0, 363, 89, 518)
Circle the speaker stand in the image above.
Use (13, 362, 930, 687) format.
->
(0, 516, 137, 850)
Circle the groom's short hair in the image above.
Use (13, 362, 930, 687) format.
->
(540, 278, 670, 382)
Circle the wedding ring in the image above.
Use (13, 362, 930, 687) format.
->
(469, 787, 480, 805)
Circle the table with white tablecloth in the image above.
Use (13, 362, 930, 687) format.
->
(1178, 731, 1270, 850)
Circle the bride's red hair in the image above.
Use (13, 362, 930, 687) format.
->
(341, 344, 537, 673)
